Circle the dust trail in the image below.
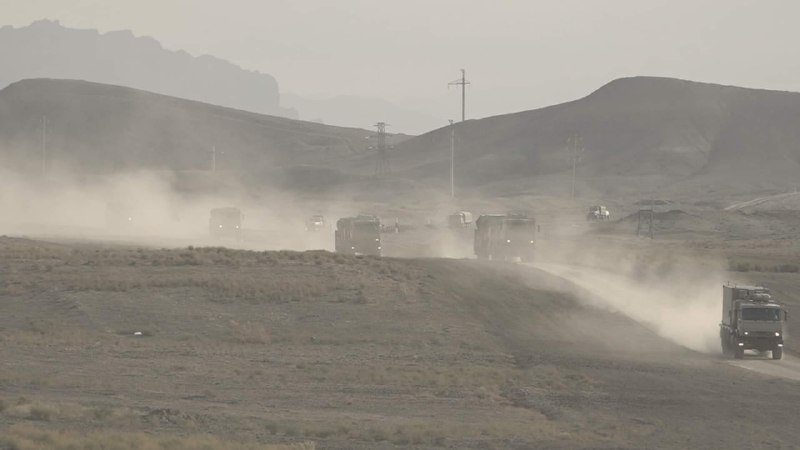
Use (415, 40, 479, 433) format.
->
(534, 261, 720, 353)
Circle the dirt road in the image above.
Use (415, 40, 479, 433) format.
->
(533, 260, 800, 383)
(728, 354, 800, 382)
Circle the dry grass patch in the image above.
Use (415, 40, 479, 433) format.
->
(1, 398, 137, 424)
(728, 260, 799, 273)
(0, 425, 315, 450)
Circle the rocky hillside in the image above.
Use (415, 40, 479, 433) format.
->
(0, 20, 294, 118)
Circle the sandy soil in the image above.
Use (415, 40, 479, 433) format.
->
(2, 228, 800, 449)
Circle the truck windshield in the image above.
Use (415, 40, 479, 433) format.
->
(741, 308, 781, 321)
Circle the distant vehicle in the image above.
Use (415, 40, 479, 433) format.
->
(305, 215, 326, 231)
(447, 211, 474, 229)
(209, 207, 242, 239)
(474, 214, 536, 262)
(587, 205, 611, 221)
(335, 215, 381, 256)
(720, 284, 787, 360)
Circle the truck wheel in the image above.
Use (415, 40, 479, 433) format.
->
(734, 347, 744, 359)
(772, 348, 783, 360)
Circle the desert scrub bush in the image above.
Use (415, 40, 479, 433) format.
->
(0, 425, 316, 450)
(3, 401, 59, 422)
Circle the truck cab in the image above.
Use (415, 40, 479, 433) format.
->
(335, 215, 381, 256)
(447, 211, 473, 229)
(305, 215, 326, 232)
(587, 205, 610, 221)
(474, 214, 536, 262)
(720, 285, 787, 360)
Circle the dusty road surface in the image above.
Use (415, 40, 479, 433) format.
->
(2, 236, 800, 449)
(729, 355, 800, 382)
(534, 257, 800, 382)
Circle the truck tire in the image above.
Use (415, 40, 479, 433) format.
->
(772, 348, 783, 360)
(734, 346, 744, 359)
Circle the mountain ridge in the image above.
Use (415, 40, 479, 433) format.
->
(0, 19, 295, 118)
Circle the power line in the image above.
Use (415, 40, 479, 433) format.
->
(448, 69, 470, 122)
(566, 135, 583, 198)
(41, 115, 47, 176)
(449, 119, 455, 198)
(373, 122, 390, 176)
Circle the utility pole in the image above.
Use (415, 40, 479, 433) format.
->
(373, 122, 390, 176)
(41, 115, 47, 176)
(449, 119, 455, 198)
(448, 69, 470, 122)
(567, 135, 583, 198)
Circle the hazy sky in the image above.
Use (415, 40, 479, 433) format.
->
(4, 0, 800, 122)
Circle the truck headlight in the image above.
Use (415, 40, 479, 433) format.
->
(775, 332, 781, 337)
(743, 331, 749, 336)
(506, 239, 511, 243)
(529, 240, 534, 244)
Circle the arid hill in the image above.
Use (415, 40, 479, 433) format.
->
(0, 79, 382, 187)
(3, 77, 800, 201)
(388, 77, 800, 197)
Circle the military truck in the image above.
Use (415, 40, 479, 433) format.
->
(587, 205, 611, 221)
(305, 214, 326, 232)
(209, 207, 243, 239)
(335, 215, 381, 256)
(720, 284, 787, 360)
(447, 211, 474, 229)
(474, 214, 536, 262)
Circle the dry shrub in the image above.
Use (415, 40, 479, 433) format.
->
(0, 425, 316, 450)
(729, 260, 800, 273)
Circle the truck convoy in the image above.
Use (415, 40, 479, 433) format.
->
(209, 207, 243, 239)
(335, 215, 381, 256)
(474, 213, 536, 262)
(720, 284, 787, 360)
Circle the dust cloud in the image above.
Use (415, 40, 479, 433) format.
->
(533, 241, 723, 354)
(0, 166, 359, 252)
